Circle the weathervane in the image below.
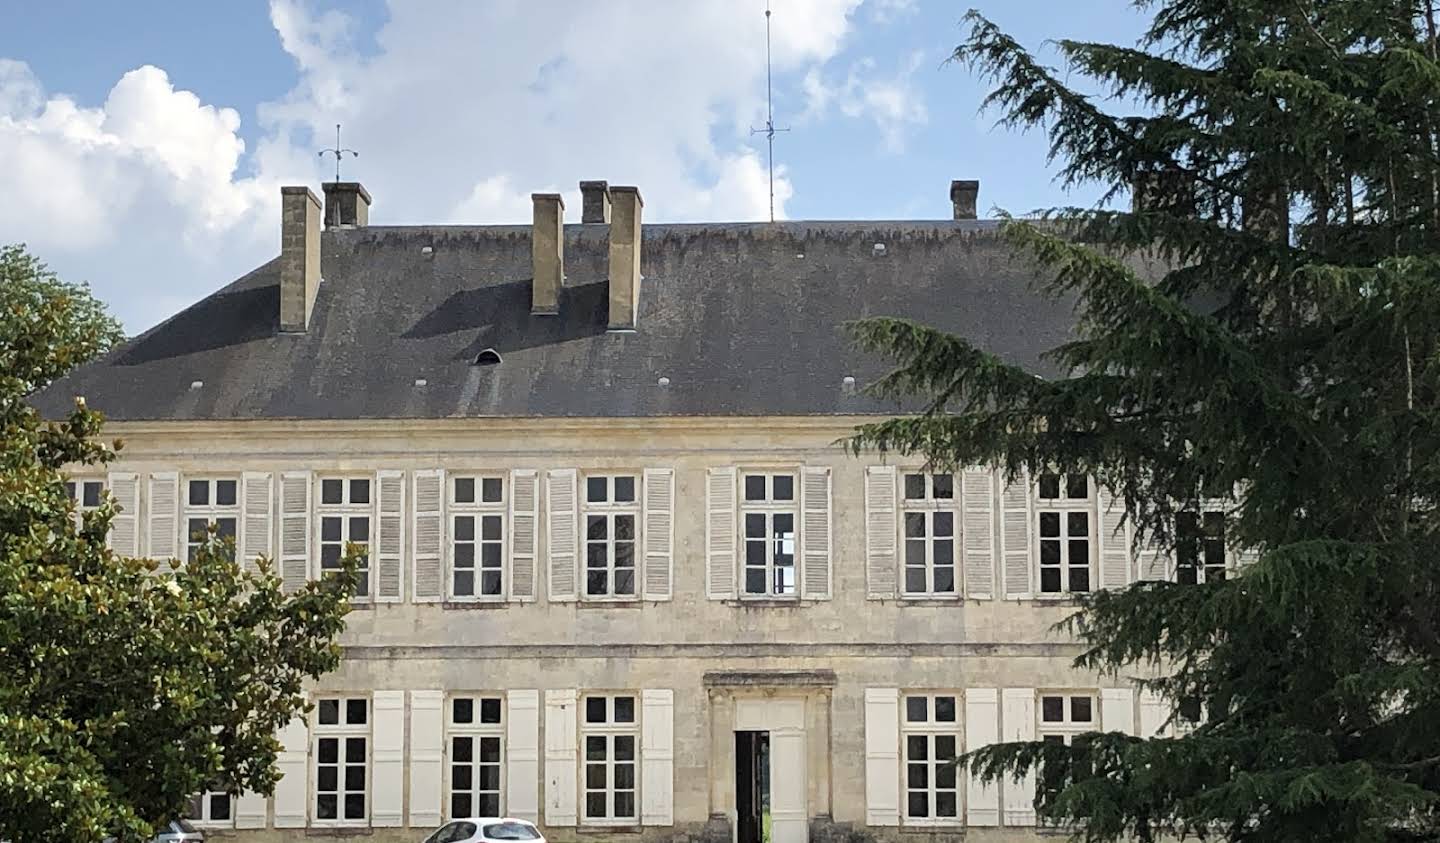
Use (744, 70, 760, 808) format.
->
(318, 123, 358, 183)
(750, 1, 789, 223)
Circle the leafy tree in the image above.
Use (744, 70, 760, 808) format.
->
(1, 243, 125, 390)
(849, 1, 1440, 840)
(0, 261, 357, 840)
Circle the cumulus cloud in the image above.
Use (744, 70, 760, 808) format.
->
(801, 49, 929, 153)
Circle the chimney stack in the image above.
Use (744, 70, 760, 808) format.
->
(608, 186, 643, 330)
(580, 180, 611, 224)
(279, 186, 322, 332)
(531, 193, 565, 315)
(321, 181, 371, 228)
(950, 179, 979, 220)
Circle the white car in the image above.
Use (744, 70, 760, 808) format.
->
(421, 818, 544, 843)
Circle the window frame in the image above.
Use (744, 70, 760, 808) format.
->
(315, 476, 374, 601)
(899, 472, 960, 598)
(65, 477, 107, 530)
(582, 473, 640, 600)
(184, 476, 240, 563)
(446, 693, 506, 821)
(900, 691, 964, 826)
(1034, 473, 1095, 597)
(448, 473, 508, 602)
(1175, 508, 1228, 584)
(1037, 691, 1098, 744)
(739, 470, 800, 599)
(186, 790, 235, 828)
(312, 694, 370, 826)
(579, 692, 640, 827)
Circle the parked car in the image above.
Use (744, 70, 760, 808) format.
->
(101, 819, 204, 843)
(421, 818, 544, 843)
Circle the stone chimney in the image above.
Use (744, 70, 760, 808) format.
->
(531, 193, 565, 315)
(580, 180, 611, 224)
(321, 181, 371, 228)
(950, 179, 979, 220)
(279, 186, 322, 333)
(608, 186, 642, 330)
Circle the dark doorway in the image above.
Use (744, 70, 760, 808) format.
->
(736, 731, 771, 843)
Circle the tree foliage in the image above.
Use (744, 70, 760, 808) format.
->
(1, 244, 125, 391)
(849, 1, 1440, 839)
(0, 254, 356, 841)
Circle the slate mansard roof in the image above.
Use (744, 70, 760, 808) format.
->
(32, 220, 1083, 421)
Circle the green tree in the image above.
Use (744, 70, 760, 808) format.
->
(1, 243, 125, 390)
(849, 2, 1440, 840)
(0, 259, 357, 840)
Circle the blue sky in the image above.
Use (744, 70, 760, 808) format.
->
(0, 1, 1149, 331)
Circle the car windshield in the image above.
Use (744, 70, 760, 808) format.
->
(483, 822, 541, 840)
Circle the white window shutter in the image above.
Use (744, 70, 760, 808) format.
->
(234, 790, 267, 828)
(376, 471, 405, 602)
(964, 688, 1000, 826)
(1138, 690, 1169, 738)
(547, 469, 578, 601)
(1001, 473, 1032, 599)
(278, 472, 312, 595)
(371, 690, 405, 826)
(544, 689, 578, 826)
(962, 468, 996, 599)
(240, 472, 273, 577)
(1138, 542, 1170, 581)
(642, 468, 675, 601)
(1001, 688, 1036, 826)
(863, 687, 900, 826)
(705, 467, 737, 599)
(412, 469, 444, 602)
(272, 716, 309, 828)
(408, 690, 445, 827)
(510, 470, 539, 600)
(864, 466, 897, 599)
(146, 471, 179, 562)
(508, 689, 541, 822)
(800, 466, 832, 599)
(1101, 688, 1135, 735)
(641, 689, 675, 826)
(1097, 486, 1131, 589)
(106, 471, 139, 556)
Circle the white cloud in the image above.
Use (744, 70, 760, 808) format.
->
(801, 50, 929, 153)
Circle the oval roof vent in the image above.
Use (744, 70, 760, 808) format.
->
(473, 348, 502, 366)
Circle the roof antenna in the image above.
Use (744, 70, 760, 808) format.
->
(750, 1, 789, 223)
(318, 123, 359, 227)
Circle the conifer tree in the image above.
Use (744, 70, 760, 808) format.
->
(850, 2, 1440, 839)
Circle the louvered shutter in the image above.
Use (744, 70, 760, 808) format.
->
(641, 689, 675, 825)
(800, 466, 832, 599)
(706, 467, 737, 599)
(1138, 690, 1169, 738)
(643, 468, 675, 600)
(1138, 541, 1170, 581)
(408, 690, 445, 827)
(1001, 473, 1032, 599)
(412, 469, 444, 602)
(1097, 486, 1131, 589)
(146, 471, 179, 562)
(234, 790, 267, 828)
(278, 472, 311, 595)
(508, 690, 541, 822)
(1101, 688, 1135, 735)
(863, 687, 900, 826)
(106, 471, 139, 556)
(272, 716, 309, 828)
(371, 690, 405, 826)
(964, 688, 1000, 826)
(375, 471, 404, 602)
(240, 472, 273, 576)
(962, 468, 995, 599)
(547, 469, 578, 601)
(864, 466, 897, 599)
(511, 470, 539, 600)
(1001, 689, 1036, 826)
(544, 689, 578, 826)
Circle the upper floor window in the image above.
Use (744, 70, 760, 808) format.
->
(902, 693, 961, 824)
(1176, 510, 1226, 584)
(449, 695, 504, 819)
(741, 472, 797, 597)
(314, 696, 368, 823)
(186, 478, 238, 562)
(318, 477, 371, 598)
(186, 790, 232, 826)
(451, 474, 505, 600)
(1036, 473, 1091, 594)
(582, 694, 638, 825)
(66, 478, 105, 530)
(585, 475, 638, 599)
(902, 473, 957, 596)
(1039, 693, 1094, 745)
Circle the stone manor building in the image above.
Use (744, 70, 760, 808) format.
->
(35, 179, 1210, 843)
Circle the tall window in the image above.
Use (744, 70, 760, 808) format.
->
(902, 693, 961, 823)
(901, 473, 957, 596)
(449, 695, 504, 819)
(451, 474, 505, 600)
(65, 478, 105, 529)
(1038, 693, 1095, 745)
(582, 694, 638, 824)
(1176, 510, 1226, 584)
(186, 478, 238, 562)
(314, 696, 368, 823)
(1036, 473, 1091, 594)
(186, 790, 232, 826)
(318, 477, 371, 598)
(584, 475, 637, 598)
(741, 472, 797, 597)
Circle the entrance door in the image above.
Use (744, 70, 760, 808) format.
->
(733, 698, 808, 843)
(768, 730, 807, 843)
(735, 732, 769, 843)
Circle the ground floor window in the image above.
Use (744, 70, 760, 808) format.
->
(902, 693, 961, 823)
(582, 694, 638, 823)
(449, 695, 505, 819)
(314, 696, 369, 822)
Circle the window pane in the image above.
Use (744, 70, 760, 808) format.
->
(1065, 474, 1087, 499)
(614, 792, 635, 819)
(745, 513, 766, 539)
(586, 570, 607, 596)
(319, 699, 340, 725)
(1068, 539, 1089, 566)
(744, 475, 766, 501)
(350, 478, 370, 504)
(904, 512, 927, 538)
(906, 696, 928, 722)
(1067, 511, 1089, 537)
(1071, 696, 1093, 722)
(345, 765, 365, 791)
(451, 793, 472, 820)
(481, 698, 502, 724)
(479, 763, 501, 788)
(614, 476, 636, 503)
(216, 480, 237, 507)
(317, 794, 337, 819)
(907, 762, 928, 788)
(1039, 511, 1060, 537)
(1038, 473, 1060, 499)
(935, 696, 956, 722)
(907, 792, 929, 818)
(906, 734, 927, 760)
(615, 515, 635, 542)
(772, 474, 794, 501)
(83, 482, 102, 507)
(321, 516, 342, 542)
(481, 544, 502, 568)
(932, 473, 954, 499)
(454, 477, 475, 504)
(481, 478, 503, 503)
(936, 761, 957, 789)
(745, 568, 766, 594)
(586, 792, 607, 818)
(1041, 696, 1064, 722)
(189, 480, 209, 506)
(936, 734, 957, 759)
(480, 571, 501, 595)
(614, 568, 635, 595)
(346, 699, 367, 725)
(319, 737, 339, 764)
(614, 735, 635, 760)
(614, 697, 636, 723)
(905, 540, 926, 568)
(933, 540, 953, 566)
(933, 566, 954, 593)
(904, 566, 927, 593)
(1068, 563, 1090, 593)
(453, 762, 473, 790)
(454, 516, 475, 542)
(1040, 567, 1062, 593)
(585, 735, 606, 760)
(454, 698, 474, 724)
(453, 737, 473, 763)
(933, 511, 953, 537)
(586, 698, 607, 724)
(345, 736, 366, 760)
(615, 763, 636, 789)
(586, 763, 607, 788)
(321, 479, 343, 505)
(350, 516, 370, 542)
(318, 765, 338, 791)
(904, 474, 926, 500)
(936, 792, 957, 817)
(1040, 540, 1060, 566)
(477, 515, 500, 542)
(344, 793, 365, 820)
(477, 794, 501, 817)
(587, 476, 607, 503)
